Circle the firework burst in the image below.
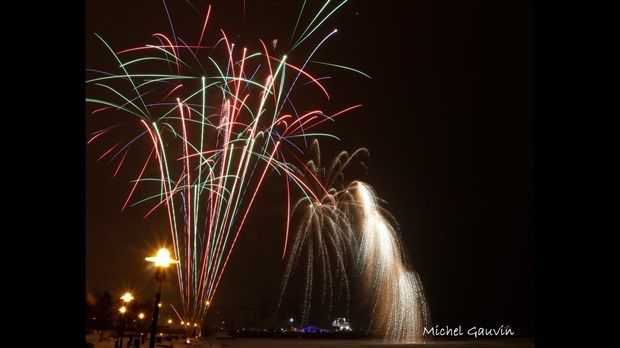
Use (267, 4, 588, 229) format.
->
(86, 0, 363, 330)
(277, 139, 370, 325)
(280, 144, 431, 342)
(353, 182, 432, 342)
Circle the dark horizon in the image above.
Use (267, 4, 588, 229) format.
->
(85, 0, 534, 338)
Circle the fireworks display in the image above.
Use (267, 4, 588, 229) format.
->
(87, 0, 364, 331)
(277, 139, 369, 325)
(87, 0, 430, 342)
(353, 182, 432, 342)
(279, 142, 431, 342)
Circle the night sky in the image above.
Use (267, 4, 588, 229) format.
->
(85, 0, 534, 337)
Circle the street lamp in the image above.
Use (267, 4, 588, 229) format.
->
(117, 292, 134, 348)
(138, 313, 145, 344)
(145, 248, 178, 348)
(116, 307, 127, 348)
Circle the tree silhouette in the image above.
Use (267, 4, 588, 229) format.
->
(86, 289, 115, 330)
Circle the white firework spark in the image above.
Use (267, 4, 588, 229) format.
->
(279, 143, 431, 343)
(353, 181, 431, 343)
(277, 140, 369, 325)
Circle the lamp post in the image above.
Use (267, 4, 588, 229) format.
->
(146, 248, 178, 348)
(116, 306, 126, 348)
(138, 313, 145, 344)
(117, 292, 134, 348)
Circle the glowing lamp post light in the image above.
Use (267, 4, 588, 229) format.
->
(138, 313, 145, 344)
(146, 248, 178, 348)
(117, 292, 134, 348)
(116, 307, 127, 348)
